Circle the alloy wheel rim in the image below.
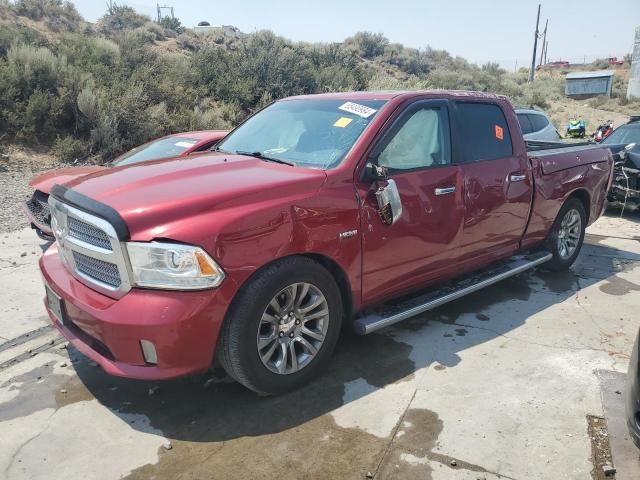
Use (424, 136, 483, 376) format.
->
(557, 208, 581, 260)
(257, 282, 329, 375)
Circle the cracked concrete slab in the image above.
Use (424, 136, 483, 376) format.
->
(0, 213, 638, 479)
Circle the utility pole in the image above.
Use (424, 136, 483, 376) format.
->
(156, 3, 175, 23)
(538, 19, 548, 67)
(528, 4, 541, 82)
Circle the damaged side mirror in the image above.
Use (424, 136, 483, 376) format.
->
(375, 178, 403, 225)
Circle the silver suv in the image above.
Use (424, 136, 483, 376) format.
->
(515, 108, 561, 142)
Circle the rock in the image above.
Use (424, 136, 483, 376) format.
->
(365, 472, 373, 479)
(602, 465, 616, 476)
(58, 343, 67, 350)
(59, 362, 67, 368)
(20, 252, 27, 257)
(450, 459, 457, 467)
(148, 386, 158, 395)
(49, 339, 55, 345)
(163, 441, 173, 451)
(60, 389, 67, 394)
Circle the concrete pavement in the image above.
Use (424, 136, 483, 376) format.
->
(0, 213, 638, 479)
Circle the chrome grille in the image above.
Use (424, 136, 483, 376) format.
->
(49, 196, 131, 299)
(68, 216, 112, 251)
(26, 191, 51, 227)
(73, 251, 121, 288)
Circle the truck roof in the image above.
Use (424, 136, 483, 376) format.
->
(282, 90, 509, 103)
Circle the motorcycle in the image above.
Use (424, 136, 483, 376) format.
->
(593, 120, 614, 142)
(566, 119, 586, 138)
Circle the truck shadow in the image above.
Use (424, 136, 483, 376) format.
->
(69, 239, 639, 446)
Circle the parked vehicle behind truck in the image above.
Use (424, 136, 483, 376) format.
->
(24, 130, 229, 240)
(601, 116, 640, 211)
(40, 91, 613, 395)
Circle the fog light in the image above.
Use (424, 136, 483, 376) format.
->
(140, 340, 158, 365)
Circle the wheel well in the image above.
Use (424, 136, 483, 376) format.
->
(567, 189, 590, 224)
(301, 253, 353, 322)
(231, 253, 354, 323)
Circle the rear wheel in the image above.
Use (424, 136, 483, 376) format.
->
(544, 197, 586, 271)
(217, 257, 342, 395)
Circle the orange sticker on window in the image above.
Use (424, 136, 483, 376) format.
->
(495, 125, 504, 140)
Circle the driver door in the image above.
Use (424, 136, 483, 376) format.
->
(359, 100, 464, 304)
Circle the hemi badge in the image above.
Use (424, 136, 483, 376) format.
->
(339, 230, 358, 240)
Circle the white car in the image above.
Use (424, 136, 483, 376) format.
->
(515, 108, 561, 142)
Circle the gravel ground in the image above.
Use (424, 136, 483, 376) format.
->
(0, 146, 61, 234)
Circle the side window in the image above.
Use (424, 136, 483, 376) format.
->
(517, 113, 533, 134)
(530, 114, 549, 132)
(456, 102, 513, 162)
(378, 107, 450, 171)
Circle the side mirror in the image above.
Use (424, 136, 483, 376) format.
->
(364, 162, 389, 181)
(375, 179, 403, 226)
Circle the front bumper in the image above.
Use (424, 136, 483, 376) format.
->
(626, 329, 640, 449)
(40, 244, 237, 380)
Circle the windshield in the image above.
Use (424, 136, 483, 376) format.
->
(602, 124, 640, 145)
(113, 137, 200, 166)
(217, 98, 386, 169)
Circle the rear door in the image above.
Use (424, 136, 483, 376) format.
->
(454, 101, 532, 269)
(360, 100, 464, 303)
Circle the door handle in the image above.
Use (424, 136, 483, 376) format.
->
(510, 174, 527, 182)
(434, 186, 456, 195)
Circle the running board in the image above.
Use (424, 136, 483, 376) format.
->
(353, 251, 552, 335)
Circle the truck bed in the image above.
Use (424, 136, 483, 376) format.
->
(527, 141, 611, 175)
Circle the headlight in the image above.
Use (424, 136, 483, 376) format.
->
(126, 242, 225, 290)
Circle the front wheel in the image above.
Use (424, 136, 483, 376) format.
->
(217, 257, 343, 395)
(544, 198, 586, 271)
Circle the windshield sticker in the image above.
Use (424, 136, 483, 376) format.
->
(333, 117, 353, 128)
(338, 102, 377, 118)
(495, 125, 504, 141)
(175, 141, 197, 148)
(264, 147, 288, 154)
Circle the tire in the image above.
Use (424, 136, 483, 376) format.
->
(217, 257, 343, 395)
(543, 197, 587, 271)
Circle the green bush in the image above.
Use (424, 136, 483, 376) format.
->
(159, 16, 184, 34)
(51, 135, 87, 162)
(1, 3, 634, 163)
(97, 5, 148, 35)
(344, 32, 389, 59)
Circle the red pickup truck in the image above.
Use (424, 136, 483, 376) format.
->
(40, 91, 613, 395)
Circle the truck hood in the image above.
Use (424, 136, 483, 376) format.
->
(63, 152, 327, 241)
(30, 166, 105, 194)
